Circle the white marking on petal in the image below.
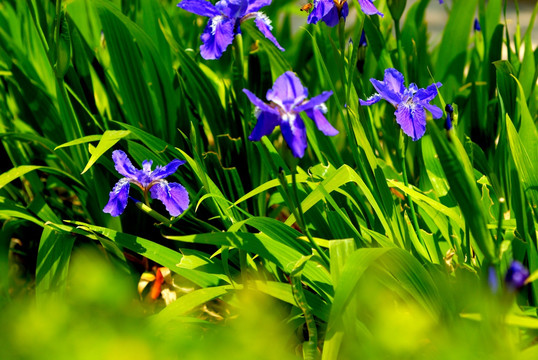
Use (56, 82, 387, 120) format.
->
(314, 103, 328, 114)
(255, 12, 272, 30)
(211, 16, 224, 35)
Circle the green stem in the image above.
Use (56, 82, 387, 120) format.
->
(260, 143, 330, 269)
(400, 133, 427, 259)
(394, 18, 407, 79)
(290, 170, 331, 268)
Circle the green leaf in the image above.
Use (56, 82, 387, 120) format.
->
(35, 226, 75, 301)
(70, 222, 224, 288)
(80, 130, 131, 174)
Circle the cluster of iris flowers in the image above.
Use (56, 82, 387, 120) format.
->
(105, 0, 446, 218)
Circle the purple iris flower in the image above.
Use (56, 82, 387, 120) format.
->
(474, 18, 481, 32)
(445, 104, 453, 130)
(103, 150, 189, 217)
(177, 0, 284, 60)
(243, 71, 338, 158)
(488, 266, 499, 294)
(505, 261, 529, 290)
(359, 30, 367, 47)
(307, 0, 382, 27)
(359, 68, 443, 141)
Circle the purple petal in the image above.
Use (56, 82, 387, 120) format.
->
(308, 0, 334, 25)
(305, 106, 339, 136)
(177, 0, 221, 17)
(254, 13, 284, 51)
(357, 0, 384, 17)
(340, 1, 349, 20)
(200, 16, 235, 60)
(103, 178, 131, 217)
(246, 0, 272, 13)
(359, 93, 382, 106)
(150, 181, 190, 217)
(112, 150, 140, 180)
(395, 104, 426, 141)
(243, 89, 280, 114)
(505, 261, 529, 289)
(151, 159, 186, 180)
(415, 82, 442, 103)
(321, 5, 340, 27)
(249, 110, 281, 141)
(295, 91, 333, 112)
(424, 104, 443, 119)
(219, 0, 247, 18)
(370, 68, 405, 106)
(281, 117, 307, 158)
(266, 71, 308, 111)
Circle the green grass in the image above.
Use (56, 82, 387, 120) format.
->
(0, 0, 537, 358)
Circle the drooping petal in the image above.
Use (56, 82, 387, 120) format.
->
(112, 150, 140, 180)
(357, 0, 384, 17)
(103, 178, 131, 217)
(295, 91, 333, 112)
(395, 104, 427, 141)
(243, 89, 280, 115)
(305, 105, 339, 136)
(370, 68, 406, 106)
(340, 1, 349, 20)
(424, 103, 443, 119)
(307, 0, 334, 25)
(248, 109, 281, 141)
(253, 13, 285, 51)
(359, 93, 382, 106)
(281, 116, 307, 158)
(246, 0, 271, 13)
(177, 0, 221, 17)
(321, 4, 341, 27)
(266, 71, 308, 111)
(151, 159, 186, 180)
(200, 16, 235, 60)
(150, 181, 190, 217)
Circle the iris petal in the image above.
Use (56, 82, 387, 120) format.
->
(266, 71, 308, 110)
(295, 91, 333, 112)
(200, 16, 235, 60)
(246, 0, 272, 13)
(321, 5, 340, 27)
(359, 93, 382, 106)
(103, 178, 131, 217)
(307, 0, 333, 24)
(249, 110, 281, 141)
(304, 106, 339, 136)
(370, 69, 406, 106)
(424, 104, 443, 119)
(395, 104, 426, 141)
(150, 181, 190, 217)
(357, 0, 384, 17)
(177, 0, 221, 17)
(415, 82, 442, 103)
(243, 89, 280, 114)
(254, 13, 285, 51)
(151, 159, 186, 180)
(281, 117, 307, 158)
(112, 150, 139, 180)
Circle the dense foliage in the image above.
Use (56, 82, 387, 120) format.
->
(1, 0, 537, 358)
